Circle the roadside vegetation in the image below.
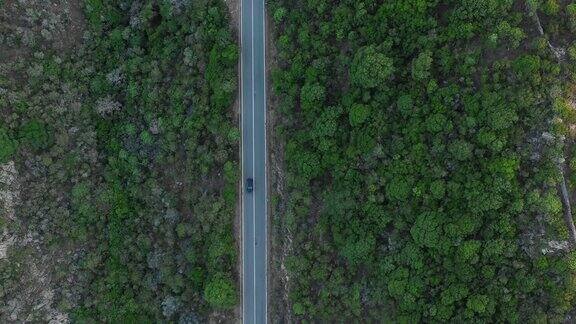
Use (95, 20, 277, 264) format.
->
(0, 0, 238, 322)
(269, 0, 576, 321)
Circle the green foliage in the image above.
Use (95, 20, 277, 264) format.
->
(0, 126, 15, 163)
(0, 0, 238, 322)
(351, 46, 394, 89)
(270, 0, 576, 321)
(412, 51, 433, 81)
(495, 21, 525, 49)
(569, 43, 576, 61)
(273, 7, 286, 23)
(513, 55, 541, 80)
(386, 178, 411, 201)
(526, 0, 539, 15)
(411, 212, 443, 248)
(397, 94, 414, 116)
(348, 104, 370, 126)
(300, 82, 326, 112)
(449, 139, 473, 161)
(542, 191, 563, 215)
(567, 3, 576, 32)
(456, 240, 481, 263)
(341, 233, 375, 266)
(204, 274, 237, 309)
(293, 302, 306, 315)
(466, 294, 492, 315)
(18, 120, 51, 151)
(542, 0, 560, 15)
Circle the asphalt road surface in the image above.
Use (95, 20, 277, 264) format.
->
(241, 0, 267, 322)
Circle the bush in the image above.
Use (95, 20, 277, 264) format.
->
(204, 274, 237, 309)
(0, 127, 15, 163)
(18, 120, 51, 152)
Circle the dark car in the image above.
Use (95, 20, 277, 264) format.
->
(246, 178, 254, 193)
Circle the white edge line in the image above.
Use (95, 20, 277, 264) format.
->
(239, 0, 245, 321)
(251, 0, 257, 321)
(262, 0, 268, 322)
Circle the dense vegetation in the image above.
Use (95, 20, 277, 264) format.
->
(269, 0, 576, 321)
(0, 0, 238, 321)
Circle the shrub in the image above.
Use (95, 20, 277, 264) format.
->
(18, 120, 51, 152)
(204, 274, 237, 309)
(0, 127, 15, 163)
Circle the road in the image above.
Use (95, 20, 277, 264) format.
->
(241, 0, 267, 322)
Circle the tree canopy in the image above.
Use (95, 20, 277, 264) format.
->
(268, 0, 576, 322)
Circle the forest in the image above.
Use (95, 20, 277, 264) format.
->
(0, 0, 238, 322)
(268, 0, 576, 322)
(5, 0, 576, 322)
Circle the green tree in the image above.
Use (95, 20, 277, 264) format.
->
(341, 233, 375, 266)
(449, 139, 473, 161)
(412, 51, 433, 81)
(0, 127, 15, 163)
(300, 82, 326, 113)
(349, 104, 370, 126)
(567, 3, 576, 32)
(273, 7, 286, 23)
(386, 177, 411, 202)
(351, 46, 394, 89)
(18, 120, 51, 151)
(543, 0, 560, 15)
(466, 294, 491, 314)
(411, 212, 443, 248)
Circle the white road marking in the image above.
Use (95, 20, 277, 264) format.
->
(251, 0, 257, 320)
(262, 0, 268, 321)
(240, 0, 245, 320)
(241, 0, 267, 322)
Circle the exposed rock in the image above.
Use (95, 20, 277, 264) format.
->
(542, 240, 570, 255)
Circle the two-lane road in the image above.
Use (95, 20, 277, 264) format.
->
(241, 0, 267, 322)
